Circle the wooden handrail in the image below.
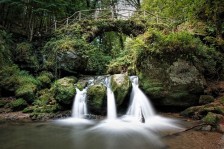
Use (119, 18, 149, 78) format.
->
(50, 9, 173, 31)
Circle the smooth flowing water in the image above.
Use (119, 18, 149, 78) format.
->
(72, 88, 87, 118)
(126, 76, 155, 121)
(55, 87, 92, 125)
(107, 87, 117, 119)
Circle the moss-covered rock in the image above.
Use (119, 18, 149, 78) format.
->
(15, 84, 37, 102)
(111, 74, 132, 107)
(202, 112, 221, 125)
(199, 95, 215, 105)
(23, 88, 60, 114)
(37, 71, 54, 88)
(181, 98, 224, 120)
(10, 98, 28, 111)
(43, 37, 90, 75)
(0, 65, 40, 102)
(15, 42, 39, 71)
(87, 84, 107, 115)
(15, 71, 40, 103)
(52, 77, 77, 105)
(139, 59, 205, 107)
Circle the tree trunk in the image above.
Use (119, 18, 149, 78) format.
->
(0, 4, 6, 25)
(28, 9, 34, 41)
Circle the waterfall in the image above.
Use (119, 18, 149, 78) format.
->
(106, 77, 117, 120)
(72, 88, 88, 118)
(126, 76, 155, 121)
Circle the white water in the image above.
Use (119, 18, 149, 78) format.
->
(124, 76, 183, 131)
(72, 88, 88, 118)
(55, 87, 93, 125)
(126, 76, 155, 121)
(106, 77, 117, 120)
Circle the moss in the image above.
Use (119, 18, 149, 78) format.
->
(10, 98, 28, 111)
(202, 112, 219, 125)
(15, 71, 40, 103)
(75, 83, 85, 91)
(221, 97, 224, 104)
(24, 88, 60, 114)
(0, 100, 8, 108)
(199, 95, 214, 105)
(181, 106, 201, 117)
(52, 77, 77, 105)
(87, 84, 106, 114)
(139, 73, 166, 100)
(0, 65, 20, 93)
(43, 37, 90, 75)
(23, 103, 60, 114)
(15, 42, 39, 70)
(33, 104, 60, 113)
(111, 74, 131, 106)
(37, 71, 54, 87)
(22, 107, 34, 113)
(15, 83, 37, 102)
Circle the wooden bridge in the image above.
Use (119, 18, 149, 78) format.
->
(52, 9, 174, 31)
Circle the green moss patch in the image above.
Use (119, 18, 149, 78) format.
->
(10, 98, 28, 111)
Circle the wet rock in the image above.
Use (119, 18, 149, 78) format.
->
(201, 125, 212, 131)
(139, 59, 205, 107)
(52, 77, 77, 105)
(57, 50, 87, 74)
(181, 99, 224, 119)
(87, 84, 107, 115)
(111, 74, 132, 107)
(199, 95, 215, 105)
(202, 112, 220, 125)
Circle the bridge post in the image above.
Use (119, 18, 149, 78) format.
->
(156, 14, 159, 23)
(111, 9, 114, 19)
(143, 10, 146, 20)
(54, 18, 57, 30)
(66, 18, 69, 27)
(79, 11, 81, 21)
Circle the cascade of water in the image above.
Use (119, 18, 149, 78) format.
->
(126, 76, 155, 121)
(105, 77, 117, 120)
(72, 88, 88, 118)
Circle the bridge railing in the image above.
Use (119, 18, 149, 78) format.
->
(50, 9, 174, 31)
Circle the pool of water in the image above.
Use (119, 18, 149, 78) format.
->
(0, 118, 181, 149)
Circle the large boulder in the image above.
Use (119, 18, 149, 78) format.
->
(139, 59, 205, 107)
(43, 38, 91, 75)
(57, 50, 87, 74)
(52, 77, 77, 106)
(87, 84, 107, 115)
(111, 74, 132, 108)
